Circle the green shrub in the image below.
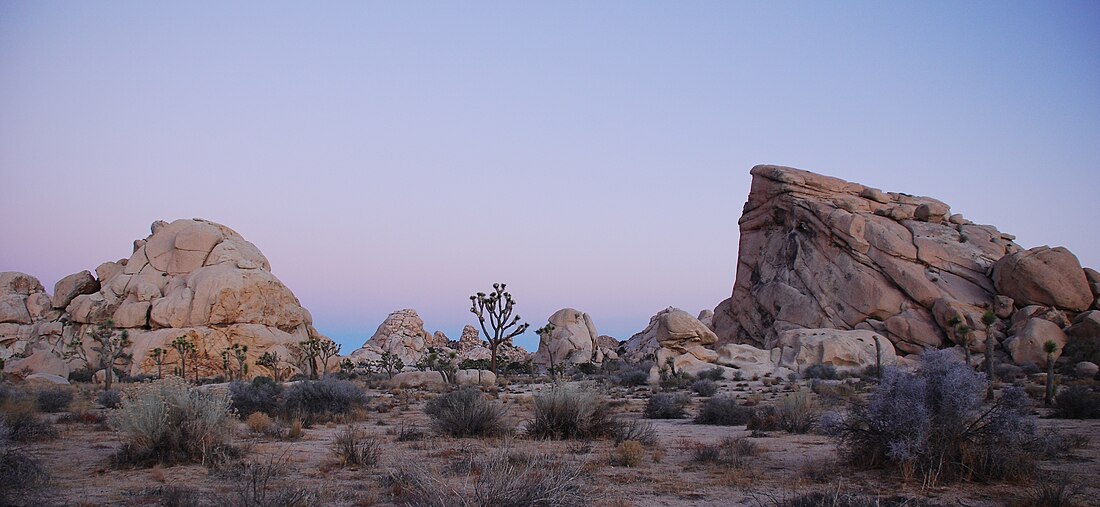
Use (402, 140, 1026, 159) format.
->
(694, 396, 750, 426)
(616, 369, 649, 387)
(425, 387, 510, 438)
(527, 385, 614, 440)
(111, 377, 238, 467)
(35, 388, 73, 413)
(644, 393, 688, 419)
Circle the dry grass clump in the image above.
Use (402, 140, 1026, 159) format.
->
(212, 455, 319, 507)
(611, 418, 658, 446)
(111, 376, 238, 467)
(331, 425, 381, 468)
(527, 385, 615, 440)
(692, 379, 719, 396)
(1052, 385, 1100, 419)
(35, 387, 73, 413)
(387, 444, 591, 506)
(0, 394, 57, 442)
(614, 440, 645, 467)
(747, 390, 820, 434)
(691, 436, 759, 469)
(425, 387, 511, 438)
(280, 377, 369, 426)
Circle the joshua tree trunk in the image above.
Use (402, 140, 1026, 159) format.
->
(1045, 353, 1056, 406)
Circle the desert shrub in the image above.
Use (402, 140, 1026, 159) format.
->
(229, 377, 284, 418)
(831, 349, 1037, 485)
(1052, 385, 1100, 419)
(615, 440, 645, 467)
(692, 436, 757, 468)
(694, 396, 751, 426)
(111, 377, 238, 467)
(213, 456, 318, 507)
(0, 429, 49, 505)
(697, 367, 726, 381)
(396, 423, 427, 442)
(611, 418, 658, 446)
(573, 362, 599, 376)
(615, 369, 649, 387)
(692, 379, 718, 397)
(1063, 335, 1100, 365)
(645, 393, 689, 419)
(388, 445, 590, 507)
(0, 399, 56, 442)
(528, 385, 615, 440)
(774, 484, 936, 507)
(68, 368, 94, 383)
(1027, 473, 1083, 507)
(281, 377, 367, 426)
(425, 387, 510, 438)
(35, 387, 73, 413)
(659, 370, 691, 391)
(98, 389, 122, 409)
(331, 425, 380, 467)
(747, 392, 819, 433)
(804, 364, 839, 380)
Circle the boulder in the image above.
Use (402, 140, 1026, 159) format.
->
(24, 372, 70, 386)
(994, 295, 1015, 319)
(622, 307, 717, 364)
(1075, 361, 1098, 378)
(354, 309, 438, 366)
(1066, 311, 1100, 341)
(51, 271, 100, 309)
(454, 369, 497, 386)
(390, 370, 447, 389)
(3, 345, 69, 378)
(992, 247, 1093, 312)
(775, 328, 896, 375)
(532, 308, 599, 367)
(1004, 318, 1068, 367)
(715, 343, 778, 378)
(0, 272, 45, 296)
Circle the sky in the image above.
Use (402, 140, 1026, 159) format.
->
(1, 1, 1098, 352)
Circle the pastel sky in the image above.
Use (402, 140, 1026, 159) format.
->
(2, 1, 1098, 352)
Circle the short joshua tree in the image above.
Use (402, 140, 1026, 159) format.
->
(65, 320, 132, 391)
(1044, 340, 1059, 406)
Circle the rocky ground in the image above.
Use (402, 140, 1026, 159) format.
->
(6, 373, 1098, 507)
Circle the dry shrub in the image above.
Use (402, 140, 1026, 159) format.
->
(615, 441, 645, 467)
(692, 436, 758, 469)
(694, 396, 751, 426)
(611, 418, 658, 446)
(245, 411, 285, 437)
(396, 423, 427, 442)
(645, 393, 689, 419)
(111, 377, 238, 467)
(0, 429, 49, 505)
(830, 349, 1038, 486)
(528, 385, 615, 440)
(213, 455, 319, 507)
(35, 387, 73, 413)
(692, 379, 719, 397)
(388, 444, 591, 507)
(331, 425, 380, 468)
(281, 377, 369, 426)
(748, 390, 819, 433)
(425, 388, 510, 438)
(0, 398, 56, 442)
(1052, 385, 1100, 419)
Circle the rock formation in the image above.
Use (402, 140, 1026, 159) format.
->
(532, 308, 618, 367)
(2, 219, 333, 380)
(348, 311, 530, 370)
(712, 165, 1098, 366)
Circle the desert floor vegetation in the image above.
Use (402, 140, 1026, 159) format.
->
(0, 364, 1096, 507)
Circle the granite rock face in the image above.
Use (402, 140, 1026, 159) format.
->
(2, 219, 333, 380)
(712, 165, 1097, 365)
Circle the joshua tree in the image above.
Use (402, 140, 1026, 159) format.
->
(150, 347, 167, 379)
(376, 351, 404, 379)
(296, 338, 323, 380)
(317, 340, 341, 375)
(1044, 340, 1059, 406)
(981, 310, 997, 400)
(955, 324, 973, 366)
(256, 351, 284, 382)
(65, 320, 132, 391)
(339, 358, 355, 376)
(170, 336, 199, 382)
(535, 323, 556, 377)
(416, 347, 457, 383)
(221, 344, 249, 381)
(470, 283, 530, 374)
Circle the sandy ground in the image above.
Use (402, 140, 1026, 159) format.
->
(8, 377, 1100, 507)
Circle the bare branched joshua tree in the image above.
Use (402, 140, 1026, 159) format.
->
(470, 283, 530, 374)
(65, 320, 132, 391)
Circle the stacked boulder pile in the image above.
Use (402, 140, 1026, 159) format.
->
(2, 219, 334, 381)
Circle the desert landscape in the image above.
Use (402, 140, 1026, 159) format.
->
(2, 166, 1098, 506)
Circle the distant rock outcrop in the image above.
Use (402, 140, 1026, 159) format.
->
(712, 165, 1099, 365)
(347, 311, 530, 370)
(3, 219, 333, 380)
(532, 308, 618, 367)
